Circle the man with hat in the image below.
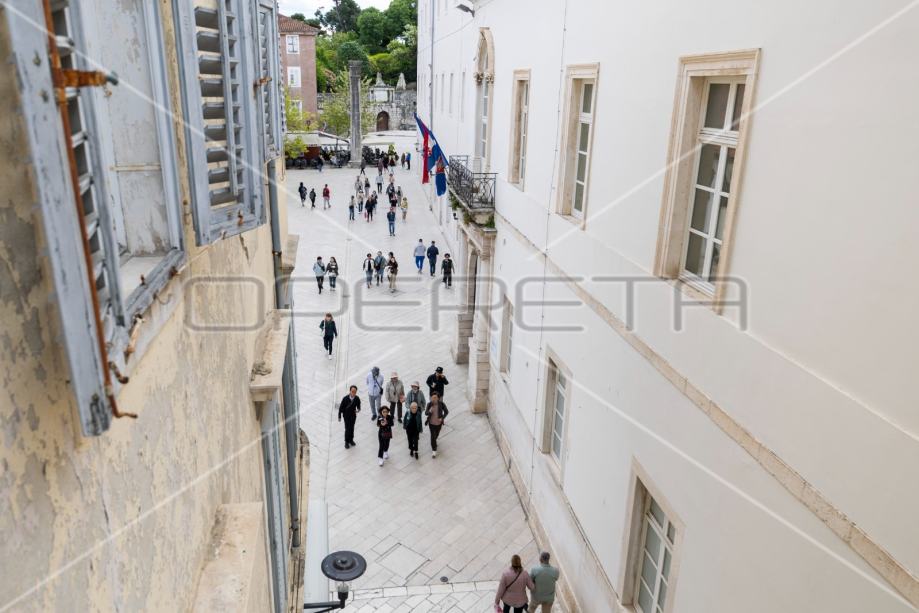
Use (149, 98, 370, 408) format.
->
(404, 381, 426, 413)
(385, 371, 406, 420)
(426, 366, 449, 401)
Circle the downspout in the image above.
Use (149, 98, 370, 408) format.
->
(268, 158, 301, 548)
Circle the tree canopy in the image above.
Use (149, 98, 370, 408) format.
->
(312, 0, 417, 91)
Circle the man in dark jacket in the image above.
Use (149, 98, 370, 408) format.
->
(426, 366, 449, 400)
(319, 312, 337, 359)
(403, 402, 423, 459)
(298, 182, 307, 207)
(373, 251, 386, 286)
(426, 241, 439, 277)
(424, 393, 449, 458)
(441, 253, 454, 288)
(338, 385, 361, 448)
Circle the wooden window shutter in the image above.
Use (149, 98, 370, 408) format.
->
(173, 0, 265, 245)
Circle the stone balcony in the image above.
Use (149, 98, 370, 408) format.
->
(447, 155, 496, 226)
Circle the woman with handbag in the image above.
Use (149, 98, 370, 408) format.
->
(377, 406, 394, 467)
(495, 554, 534, 613)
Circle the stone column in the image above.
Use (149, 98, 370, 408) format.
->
(466, 252, 492, 413)
(451, 239, 473, 365)
(348, 60, 362, 168)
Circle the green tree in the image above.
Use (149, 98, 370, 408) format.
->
(356, 8, 391, 54)
(336, 40, 371, 74)
(384, 0, 417, 37)
(290, 12, 306, 22)
(319, 71, 375, 137)
(321, 0, 361, 33)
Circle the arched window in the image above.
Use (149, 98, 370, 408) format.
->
(475, 29, 495, 167)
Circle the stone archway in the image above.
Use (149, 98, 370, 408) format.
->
(376, 110, 390, 131)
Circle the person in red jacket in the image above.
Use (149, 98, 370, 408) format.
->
(322, 184, 331, 209)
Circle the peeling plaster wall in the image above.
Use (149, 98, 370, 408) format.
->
(0, 8, 287, 611)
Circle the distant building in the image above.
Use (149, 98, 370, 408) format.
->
(369, 72, 418, 131)
(279, 14, 319, 117)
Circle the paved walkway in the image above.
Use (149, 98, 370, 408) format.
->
(287, 157, 551, 612)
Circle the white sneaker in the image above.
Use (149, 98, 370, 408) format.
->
(378, 458, 383, 466)
(432, 451, 437, 458)
(383, 452, 389, 459)
(327, 354, 332, 360)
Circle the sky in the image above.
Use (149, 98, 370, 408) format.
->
(277, 0, 392, 18)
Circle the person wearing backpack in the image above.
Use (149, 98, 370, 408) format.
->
(338, 385, 361, 449)
(298, 182, 307, 207)
(373, 251, 386, 286)
(494, 555, 534, 613)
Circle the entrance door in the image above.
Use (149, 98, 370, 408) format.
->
(376, 110, 390, 131)
(261, 399, 288, 613)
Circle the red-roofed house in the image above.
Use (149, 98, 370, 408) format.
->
(278, 14, 318, 119)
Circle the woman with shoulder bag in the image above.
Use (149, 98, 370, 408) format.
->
(377, 406, 394, 467)
(494, 554, 534, 613)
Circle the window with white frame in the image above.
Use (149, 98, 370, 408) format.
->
(286, 34, 299, 54)
(557, 65, 598, 220)
(509, 72, 530, 185)
(477, 76, 490, 158)
(681, 80, 744, 285)
(288, 66, 301, 88)
(501, 299, 514, 374)
(654, 50, 758, 302)
(291, 99, 303, 113)
(543, 358, 569, 462)
(629, 487, 678, 613)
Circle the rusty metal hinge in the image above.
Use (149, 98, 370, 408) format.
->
(53, 68, 118, 89)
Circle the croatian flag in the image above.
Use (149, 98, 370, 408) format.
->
(415, 114, 449, 196)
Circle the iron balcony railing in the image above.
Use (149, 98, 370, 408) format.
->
(448, 155, 496, 210)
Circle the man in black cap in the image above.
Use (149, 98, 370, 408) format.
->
(426, 367, 449, 401)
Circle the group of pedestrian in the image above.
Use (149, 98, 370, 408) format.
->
(297, 181, 331, 210)
(412, 239, 454, 286)
(339, 367, 450, 465)
(362, 251, 400, 292)
(494, 552, 561, 613)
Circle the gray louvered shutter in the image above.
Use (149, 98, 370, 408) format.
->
(7, 0, 124, 436)
(173, 0, 265, 245)
(255, 1, 281, 160)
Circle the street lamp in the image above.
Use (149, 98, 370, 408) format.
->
(303, 551, 367, 612)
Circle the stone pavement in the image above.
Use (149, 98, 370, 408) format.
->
(286, 152, 558, 612)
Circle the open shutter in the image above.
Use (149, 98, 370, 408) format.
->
(7, 0, 124, 436)
(255, 1, 282, 160)
(173, 0, 264, 245)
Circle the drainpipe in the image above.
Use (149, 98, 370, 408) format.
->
(268, 158, 301, 548)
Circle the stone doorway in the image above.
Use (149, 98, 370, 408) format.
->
(376, 110, 390, 131)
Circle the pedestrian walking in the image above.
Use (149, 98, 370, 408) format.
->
(376, 172, 384, 194)
(309, 187, 317, 209)
(405, 381, 426, 412)
(403, 402, 422, 459)
(354, 175, 362, 195)
(366, 366, 384, 419)
(322, 184, 331, 209)
(358, 192, 364, 212)
(495, 555, 535, 613)
(413, 239, 425, 273)
(377, 406, 394, 466)
(360, 159, 367, 176)
(319, 313, 337, 360)
(424, 393, 449, 457)
(400, 195, 408, 221)
(366, 194, 376, 221)
(362, 253, 374, 288)
(327, 257, 339, 291)
(426, 240, 439, 276)
(426, 366, 449, 400)
(338, 385, 361, 448)
(348, 196, 356, 221)
(317, 156, 324, 172)
(373, 251, 385, 286)
(386, 207, 397, 237)
(382, 155, 389, 171)
(442, 253, 454, 288)
(400, 152, 406, 168)
(298, 182, 307, 206)
(313, 257, 326, 293)
(364, 176, 371, 194)
(529, 552, 560, 613)
(406, 152, 411, 170)
(377, 157, 384, 174)
(385, 372, 405, 420)
(387, 253, 399, 293)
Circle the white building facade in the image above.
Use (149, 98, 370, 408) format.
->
(417, 1, 919, 612)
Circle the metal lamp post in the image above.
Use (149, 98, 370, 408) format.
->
(303, 551, 367, 611)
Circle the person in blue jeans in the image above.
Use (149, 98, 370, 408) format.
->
(414, 239, 425, 273)
(386, 207, 397, 236)
(426, 240, 439, 276)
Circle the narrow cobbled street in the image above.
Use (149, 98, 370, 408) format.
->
(287, 148, 545, 612)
